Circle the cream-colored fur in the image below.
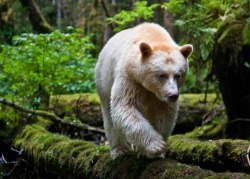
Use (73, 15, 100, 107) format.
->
(95, 23, 193, 159)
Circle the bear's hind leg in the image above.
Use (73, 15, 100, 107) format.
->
(101, 104, 130, 159)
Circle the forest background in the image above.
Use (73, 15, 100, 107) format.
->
(0, 0, 250, 178)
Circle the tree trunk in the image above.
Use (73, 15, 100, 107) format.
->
(0, 0, 15, 43)
(88, 0, 99, 54)
(19, 0, 53, 33)
(12, 121, 250, 178)
(213, 43, 250, 139)
(56, 0, 62, 29)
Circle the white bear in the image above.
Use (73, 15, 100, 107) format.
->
(95, 23, 193, 159)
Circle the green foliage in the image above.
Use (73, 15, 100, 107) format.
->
(107, 1, 159, 32)
(163, 0, 250, 60)
(0, 27, 96, 107)
(163, 0, 250, 93)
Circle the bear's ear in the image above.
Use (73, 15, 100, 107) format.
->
(140, 42, 152, 59)
(180, 44, 193, 59)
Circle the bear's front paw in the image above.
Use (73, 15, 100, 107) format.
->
(138, 137, 166, 158)
(110, 147, 130, 159)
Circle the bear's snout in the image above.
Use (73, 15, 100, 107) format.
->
(167, 93, 179, 102)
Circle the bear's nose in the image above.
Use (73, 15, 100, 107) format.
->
(168, 93, 179, 102)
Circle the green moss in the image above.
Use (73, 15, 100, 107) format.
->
(179, 93, 219, 110)
(36, 117, 54, 127)
(163, 159, 215, 179)
(49, 93, 102, 126)
(185, 117, 227, 139)
(51, 93, 218, 110)
(50, 93, 100, 104)
(74, 147, 100, 176)
(92, 152, 112, 178)
(166, 135, 250, 172)
(11, 117, 250, 178)
(13, 121, 110, 177)
(167, 135, 221, 164)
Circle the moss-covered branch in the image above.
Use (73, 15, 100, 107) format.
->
(166, 135, 250, 173)
(13, 122, 250, 178)
(0, 98, 104, 134)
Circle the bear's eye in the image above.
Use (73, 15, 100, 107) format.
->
(175, 74, 181, 79)
(158, 74, 168, 81)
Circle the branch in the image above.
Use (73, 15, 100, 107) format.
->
(0, 98, 104, 134)
(202, 104, 225, 125)
(228, 118, 250, 123)
(100, 0, 114, 30)
(19, 0, 53, 33)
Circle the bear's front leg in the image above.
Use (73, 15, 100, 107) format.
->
(110, 79, 166, 159)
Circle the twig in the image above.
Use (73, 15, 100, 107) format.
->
(247, 145, 250, 168)
(202, 104, 225, 125)
(0, 98, 105, 134)
(228, 118, 250, 123)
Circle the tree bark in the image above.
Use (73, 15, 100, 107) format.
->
(100, 0, 114, 31)
(213, 42, 250, 138)
(0, 0, 15, 43)
(19, 0, 53, 33)
(13, 122, 250, 178)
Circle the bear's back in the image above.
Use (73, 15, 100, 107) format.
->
(132, 23, 175, 46)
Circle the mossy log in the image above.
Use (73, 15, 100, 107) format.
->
(13, 120, 250, 178)
(166, 135, 250, 174)
(50, 93, 103, 127)
(50, 93, 222, 133)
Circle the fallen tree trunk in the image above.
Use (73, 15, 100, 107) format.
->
(166, 135, 250, 173)
(50, 93, 223, 133)
(13, 121, 250, 178)
(50, 93, 103, 127)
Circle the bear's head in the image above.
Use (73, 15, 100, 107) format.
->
(136, 42, 193, 103)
